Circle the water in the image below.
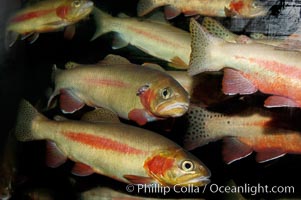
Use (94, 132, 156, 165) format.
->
(1, 0, 301, 199)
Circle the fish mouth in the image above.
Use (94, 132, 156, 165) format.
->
(156, 103, 189, 117)
(178, 175, 211, 187)
(82, 1, 94, 9)
(79, 1, 94, 15)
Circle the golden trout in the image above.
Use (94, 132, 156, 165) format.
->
(49, 55, 189, 125)
(15, 100, 210, 186)
(91, 8, 191, 69)
(189, 19, 301, 108)
(5, 0, 93, 48)
(137, 0, 269, 19)
(184, 105, 301, 164)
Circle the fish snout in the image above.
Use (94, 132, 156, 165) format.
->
(156, 102, 189, 117)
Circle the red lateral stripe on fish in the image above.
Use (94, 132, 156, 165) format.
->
(10, 9, 55, 23)
(62, 131, 146, 154)
(234, 56, 301, 79)
(244, 120, 270, 127)
(83, 78, 130, 88)
(238, 133, 301, 153)
(127, 26, 183, 49)
(144, 155, 174, 176)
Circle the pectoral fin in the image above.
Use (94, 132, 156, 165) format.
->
(124, 175, 154, 184)
(71, 162, 94, 176)
(20, 32, 39, 44)
(128, 109, 157, 125)
(5, 31, 19, 49)
(64, 25, 76, 40)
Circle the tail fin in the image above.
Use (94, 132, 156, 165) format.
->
(90, 7, 114, 41)
(15, 100, 47, 141)
(188, 18, 224, 76)
(183, 106, 222, 150)
(137, 0, 165, 17)
(202, 17, 238, 43)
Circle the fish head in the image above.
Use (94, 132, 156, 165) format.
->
(56, 0, 94, 21)
(137, 78, 190, 118)
(228, 0, 269, 18)
(144, 149, 211, 187)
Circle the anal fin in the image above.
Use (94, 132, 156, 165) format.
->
(222, 137, 253, 164)
(112, 33, 129, 49)
(264, 96, 299, 108)
(256, 150, 286, 163)
(59, 89, 85, 113)
(222, 68, 257, 95)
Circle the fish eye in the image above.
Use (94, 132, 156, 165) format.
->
(181, 160, 194, 171)
(72, 0, 81, 7)
(161, 88, 172, 99)
(252, 2, 258, 8)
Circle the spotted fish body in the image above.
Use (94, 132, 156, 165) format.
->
(91, 8, 191, 69)
(15, 100, 210, 186)
(49, 55, 189, 125)
(189, 19, 301, 108)
(137, 0, 269, 19)
(184, 106, 301, 164)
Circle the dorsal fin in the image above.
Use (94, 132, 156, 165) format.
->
(53, 115, 69, 121)
(118, 13, 130, 18)
(142, 63, 165, 72)
(81, 108, 120, 123)
(98, 54, 131, 65)
(65, 61, 81, 69)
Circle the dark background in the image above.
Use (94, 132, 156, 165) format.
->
(1, 0, 301, 199)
